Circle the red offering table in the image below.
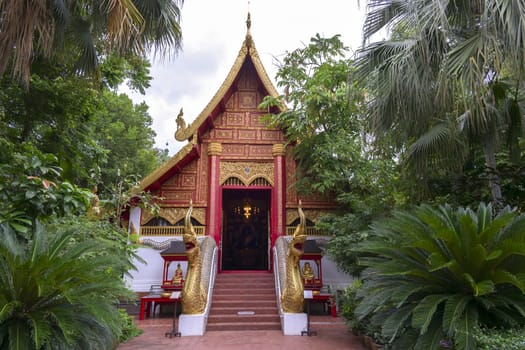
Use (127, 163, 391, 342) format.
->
(312, 293, 336, 317)
(139, 294, 181, 320)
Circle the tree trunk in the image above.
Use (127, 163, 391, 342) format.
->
(483, 135, 504, 211)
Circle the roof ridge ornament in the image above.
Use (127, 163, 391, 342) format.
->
(174, 107, 188, 141)
(245, 12, 253, 49)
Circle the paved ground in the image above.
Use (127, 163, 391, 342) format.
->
(117, 315, 367, 350)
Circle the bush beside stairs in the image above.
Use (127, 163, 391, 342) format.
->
(207, 272, 281, 331)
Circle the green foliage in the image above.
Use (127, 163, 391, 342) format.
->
(339, 280, 365, 332)
(0, 220, 135, 349)
(116, 309, 143, 343)
(475, 327, 525, 350)
(357, 0, 525, 209)
(0, 145, 91, 234)
(261, 34, 401, 274)
(99, 54, 152, 94)
(0, 57, 166, 195)
(0, 0, 183, 85)
(355, 203, 525, 350)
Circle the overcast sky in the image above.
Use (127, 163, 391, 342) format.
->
(122, 0, 367, 155)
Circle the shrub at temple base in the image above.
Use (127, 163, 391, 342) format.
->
(355, 203, 525, 350)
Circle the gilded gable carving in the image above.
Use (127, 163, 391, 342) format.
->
(142, 207, 206, 226)
(238, 129, 257, 140)
(220, 161, 274, 186)
(248, 145, 272, 157)
(238, 92, 257, 109)
(250, 113, 267, 127)
(214, 129, 234, 139)
(222, 144, 246, 156)
(286, 209, 327, 225)
(225, 94, 234, 109)
(261, 130, 282, 141)
(225, 112, 245, 126)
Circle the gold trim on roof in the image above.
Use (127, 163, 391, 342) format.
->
(174, 14, 281, 142)
(140, 143, 194, 190)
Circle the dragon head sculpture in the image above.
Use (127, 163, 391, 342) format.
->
(183, 200, 200, 262)
(288, 200, 306, 264)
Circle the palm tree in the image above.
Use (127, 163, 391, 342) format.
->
(0, 221, 133, 349)
(355, 203, 525, 349)
(0, 0, 183, 85)
(356, 0, 525, 210)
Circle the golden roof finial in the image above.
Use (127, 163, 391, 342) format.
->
(245, 8, 253, 49)
(246, 11, 251, 32)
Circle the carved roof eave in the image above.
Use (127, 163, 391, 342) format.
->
(174, 34, 283, 142)
(139, 143, 195, 191)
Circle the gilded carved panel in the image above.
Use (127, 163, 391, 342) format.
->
(196, 147, 208, 203)
(250, 113, 267, 127)
(261, 130, 282, 141)
(225, 112, 245, 126)
(214, 129, 234, 139)
(222, 144, 246, 157)
(220, 161, 274, 186)
(286, 209, 327, 225)
(181, 174, 196, 187)
(238, 129, 257, 140)
(163, 173, 180, 187)
(142, 207, 206, 226)
(162, 191, 193, 202)
(248, 145, 272, 157)
(225, 94, 234, 109)
(239, 92, 257, 109)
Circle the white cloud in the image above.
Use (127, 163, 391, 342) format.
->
(123, 0, 366, 154)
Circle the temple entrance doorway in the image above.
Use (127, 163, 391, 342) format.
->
(221, 189, 270, 271)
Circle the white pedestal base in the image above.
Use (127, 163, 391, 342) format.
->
(281, 313, 308, 335)
(178, 314, 206, 336)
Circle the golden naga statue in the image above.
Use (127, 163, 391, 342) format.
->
(281, 200, 307, 313)
(181, 200, 207, 314)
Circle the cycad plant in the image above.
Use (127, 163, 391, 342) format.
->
(0, 221, 132, 349)
(355, 203, 525, 350)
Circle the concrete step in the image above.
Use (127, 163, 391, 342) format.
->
(210, 300, 277, 310)
(209, 305, 277, 315)
(207, 272, 280, 332)
(213, 286, 275, 292)
(212, 293, 275, 302)
(206, 321, 281, 332)
(208, 313, 280, 324)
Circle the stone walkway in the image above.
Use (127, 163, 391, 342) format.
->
(118, 315, 367, 350)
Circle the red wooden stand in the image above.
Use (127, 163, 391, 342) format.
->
(139, 295, 181, 320)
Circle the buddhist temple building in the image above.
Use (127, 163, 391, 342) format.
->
(126, 14, 350, 297)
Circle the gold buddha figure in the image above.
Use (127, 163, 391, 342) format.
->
(172, 263, 184, 285)
(302, 262, 315, 284)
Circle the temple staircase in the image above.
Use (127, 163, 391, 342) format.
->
(207, 272, 281, 331)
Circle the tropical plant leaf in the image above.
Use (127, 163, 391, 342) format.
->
(412, 294, 449, 334)
(413, 316, 446, 350)
(382, 304, 413, 341)
(454, 306, 478, 350)
(442, 294, 471, 335)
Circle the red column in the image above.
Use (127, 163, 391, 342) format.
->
(207, 143, 222, 247)
(272, 144, 286, 247)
